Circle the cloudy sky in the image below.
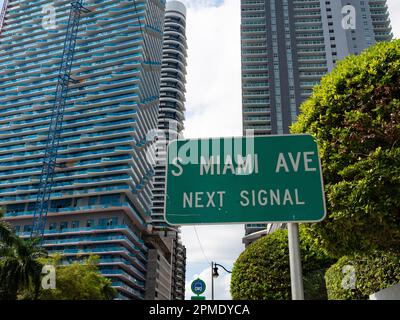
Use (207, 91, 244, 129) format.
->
(1, 0, 399, 300)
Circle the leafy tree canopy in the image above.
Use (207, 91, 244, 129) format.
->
(291, 40, 400, 256)
(1, 209, 115, 300)
(0, 210, 46, 300)
(22, 255, 116, 300)
(230, 227, 335, 300)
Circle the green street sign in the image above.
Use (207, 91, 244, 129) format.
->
(165, 135, 326, 225)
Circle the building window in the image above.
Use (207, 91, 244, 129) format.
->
(51, 199, 72, 210)
(89, 196, 97, 206)
(100, 194, 120, 205)
(60, 222, 68, 231)
(7, 203, 25, 214)
(49, 223, 57, 230)
(71, 221, 80, 229)
(108, 217, 117, 226)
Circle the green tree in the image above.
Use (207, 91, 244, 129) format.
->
(0, 210, 14, 247)
(31, 255, 116, 300)
(325, 250, 400, 300)
(0, 236, 46, 300)
(0, 209, 15, 299)
(291, 40, 400, 257)
(1, 211, 115, 300)
(230, 227, 335, 300)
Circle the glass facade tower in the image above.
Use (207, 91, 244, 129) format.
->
(0, 0, 166, 300)
(149, 0, 187, 300)
(151, 1, 187, 232)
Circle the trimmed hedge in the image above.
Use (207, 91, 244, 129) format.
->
(230, 227, 335, 300)
(291, 40, 400, 256)
(325, 250, 400, 300)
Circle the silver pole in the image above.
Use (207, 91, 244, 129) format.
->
(211, 261, 214, 300)
(288, 223, 304, 300)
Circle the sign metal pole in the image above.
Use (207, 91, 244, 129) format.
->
(211, 261, 214, 300)
(288, 223, 304, 300)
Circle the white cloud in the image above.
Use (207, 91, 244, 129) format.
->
(182, 225, 244, 264)
(181, 0, 242, 139)
(178, 0, 244, 300)
(181, 224, 244, 300)
(185, 264, 232, 300)
(179, 0, 224, 10)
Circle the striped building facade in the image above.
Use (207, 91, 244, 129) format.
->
(0, 0, 166, 300)
(149, 0, 187, 300)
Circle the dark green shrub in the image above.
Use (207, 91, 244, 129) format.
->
(291, 40, 400, 256)
(325, 250, 400, 300)
(230, 227, 335, 300)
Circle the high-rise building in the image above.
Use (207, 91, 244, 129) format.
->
(144, 236, 174, 300)
(151, 1, 187, 230)
(0, 0, 166, 300)
(171, 235, 186, 300)
(146, 0, 187, 300)
(241, 0, 392, 245)
(241, 0, 392, 136)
